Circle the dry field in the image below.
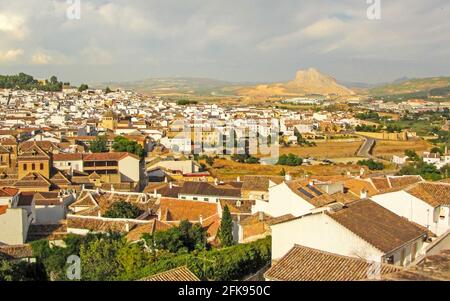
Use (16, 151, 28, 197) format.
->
(276, 140, 363, 159)
(372, 139, 431, 158)
(210, 158, 373, 181)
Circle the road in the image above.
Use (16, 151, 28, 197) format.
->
(357, 138, 375, 157)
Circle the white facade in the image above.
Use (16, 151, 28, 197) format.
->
(252, 182, 314, 217)
(371, 190, 450, 236)
(271, 211, 424, 266)
(118, 155, 141, 182)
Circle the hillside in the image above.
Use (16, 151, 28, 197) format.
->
(236, 68, 354, 97)
(97, 77, 247, 96)
(369, 76, 450, 96)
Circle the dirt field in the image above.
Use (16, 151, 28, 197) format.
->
(372, 139, 431, 158)
(276, 140, 363, 159)
(210, 158, 374, 181)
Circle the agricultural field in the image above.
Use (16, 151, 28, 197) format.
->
(276, 140, 363, 159)
(210, 158, 376, 181)
(372, 139, 431, 158)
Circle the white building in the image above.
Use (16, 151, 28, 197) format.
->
(270, 200, 427, 267)
(371, 182, 450, 236)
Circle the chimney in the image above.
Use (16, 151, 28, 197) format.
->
(258, 211, 264, 222)
(360, 189, 368, 199)
(214, 178, 218, 186)
(125, 222, 130, 232)
(308, 181, 314, 187)
(199, 215, 203, 225)
(285, 174, 292, 181)
(169, 182, 173, 189)
(236, 176, 241, 182)
(153, 189, 157, 197)
(164, 176, 168, 183)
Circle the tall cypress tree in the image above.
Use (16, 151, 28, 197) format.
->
(218, 205, 234, 247)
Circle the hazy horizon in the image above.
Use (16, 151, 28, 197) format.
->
(1, 0, 449, 86)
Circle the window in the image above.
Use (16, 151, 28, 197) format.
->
(204, 198, 209, 202)
(193, 197, 198, 201)
(40, 163, 44, 170)
(31, 163, 35, 170)
(386, 255, 394, 265)
(23, 163, 27, 171)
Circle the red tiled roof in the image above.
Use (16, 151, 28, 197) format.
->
(264, 245, 400, 281)
(53, 153, 83, 161)
(0, 187, 20, 197)
(83, 152, 138, 161)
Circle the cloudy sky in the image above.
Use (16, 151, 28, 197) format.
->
(0, 0, 449, 85)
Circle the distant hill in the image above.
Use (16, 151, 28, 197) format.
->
(96, 77, 250, 96)
(236, 68, 355, 97)
(369, 76, 450, 96)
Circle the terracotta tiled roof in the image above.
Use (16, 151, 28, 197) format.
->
(126, 219, 173, 242)
(264, 245, 400, 281)
(389, 175, 423, 189)
(13, 172, 52, 188)
(327, 200, 427, 253)
(0, 244, 33, 259)
(0, 187, 19, 197)
(140, 266, 200, 281)
(220, 199, 254, 215)
(179, 182, 241, 198)
(241, 175, 284, 192)
(53, 153, 83, 161)
(159, 198, 219, 222)
(406, 182, 450, 207)
(343, 178, 378, 197)
(286, 180, 336, 208)
(0, 205, 7, 215)
(83, 152, 138, 161)
(370, 177, 390, 190)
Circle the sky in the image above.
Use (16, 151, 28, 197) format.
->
(0, 0, 449, 85)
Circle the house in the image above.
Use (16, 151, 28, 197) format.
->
(157, 198, 221, 241)
(423, 149, 450, 169)
(392, 155, 409, 165)
(270, 199, 428, 267)
(178, 181, 242, 203)
(0, 188, 34, 245)
(240, 175, 284, 201)
(252, 178, 356, 218)
(264, 245, 400, 281)
(371, 182, 450, 236)
(53, 153, 84, 173)
(67, 189, 157, 235)
(22, 191, 75, 225)
(83, 152, 143, 184)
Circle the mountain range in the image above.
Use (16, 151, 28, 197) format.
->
(96, 69, 450, 98)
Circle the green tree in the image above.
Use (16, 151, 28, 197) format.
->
(89, 135, 108, 153)
(218, 205, 234, 247)
(405, 149, 420, 161)
(357, 159, 384, 171)
(145, 220, 208, 253)
(279, 168, 286, 176)
(103, 201, 143, 219)
(112, 136, 144, 158)
(79, 236, 126, 281)
(277, 153, 303, 166)
(104, 86, 112, 94)
(78, 84, 89, 92)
